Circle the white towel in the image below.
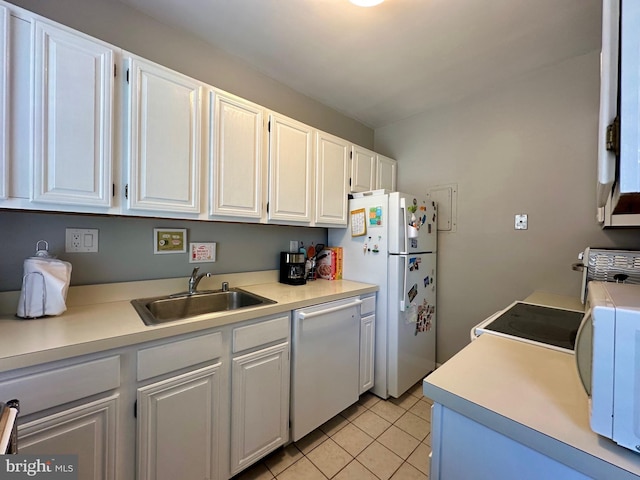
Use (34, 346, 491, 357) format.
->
(17, 257, 72, 318)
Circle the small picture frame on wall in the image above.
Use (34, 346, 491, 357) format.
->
(154, 228, 187, 254)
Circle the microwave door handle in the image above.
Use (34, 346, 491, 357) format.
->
(574, 308, 593, 396)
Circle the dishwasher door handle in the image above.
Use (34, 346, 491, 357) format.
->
(297, 299, 363, 320)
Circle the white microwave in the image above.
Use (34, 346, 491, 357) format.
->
(575, 281, 640, 452)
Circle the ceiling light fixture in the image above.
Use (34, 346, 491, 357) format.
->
(349, 0, 384, 7)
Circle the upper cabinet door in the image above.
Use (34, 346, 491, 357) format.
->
(350, 145, 375, 193)
(376, 154, 398, 192)
(267, 113, 313, 223)
(0, 5, 7, 200)
(315, 131, 349, 226)
(210, 90, 265, 220)
(126, 54, 202, 214)
(32, 20, 115, 207)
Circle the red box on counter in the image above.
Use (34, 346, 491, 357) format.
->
(317, 247, 342, 280)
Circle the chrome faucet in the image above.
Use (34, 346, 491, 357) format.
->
(188, 267, 211, 295)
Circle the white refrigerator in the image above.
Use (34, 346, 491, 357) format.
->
(329, 190, 437, 399)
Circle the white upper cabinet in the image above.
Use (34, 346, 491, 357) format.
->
(376, 154, 397, 192)
(267, 113, 314, 223)
(315, 131, 349, 226)
(350, 145, 376, 193)
(32, 20, 116, 207)
(209, 90, 265, 220)
(0, 6, 7, 200)
(125, 54, 203, 214)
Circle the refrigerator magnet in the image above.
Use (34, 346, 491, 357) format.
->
(407, 283, 418, 303)
(350, 208, 367, 237)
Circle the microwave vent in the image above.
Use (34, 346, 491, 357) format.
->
(580, 248, 640, 302)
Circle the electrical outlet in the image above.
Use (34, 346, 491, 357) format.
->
(65, 228, 99, 252)
(515, 214, 528, 230)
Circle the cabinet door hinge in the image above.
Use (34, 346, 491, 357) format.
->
(112, 183, 115, 197)
(606, 116, 620, 155)
(125, 184, 129, 199)
(114, 64, 117, 77)
(266, 202, 269, 214)
(133, 400, 137, 418)
(126, 68, 130, 84)
(350, 151, 353, 159)
(267, 120, 270, 133)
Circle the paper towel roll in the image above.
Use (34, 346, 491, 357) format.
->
(17, 257, 72, 318)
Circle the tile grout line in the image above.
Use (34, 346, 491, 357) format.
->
(256, 383, 432, 480)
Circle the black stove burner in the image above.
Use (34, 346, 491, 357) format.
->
(485, 303, 584, 350)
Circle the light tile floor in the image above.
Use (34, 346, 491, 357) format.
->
(233, 382, 433, 480)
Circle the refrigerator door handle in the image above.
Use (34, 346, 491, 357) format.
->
(400, 197, 408, 253)
(400, 256, 407, 311)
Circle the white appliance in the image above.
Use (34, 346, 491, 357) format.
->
(575, 281, 640, 453)
(471, 301, 584, 354)
(329, 190, 437, 399)
(290, 297, 362, 441)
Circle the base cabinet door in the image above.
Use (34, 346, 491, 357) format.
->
(360, 313, 375, 394)
(137, 364, 222, 480)
(230, 342, 289, 475)
(19, 395, 119, 480)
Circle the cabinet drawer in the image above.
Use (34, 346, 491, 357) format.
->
(0, 356, 120, 416)
(361, 295, 376, 316)
(233, 315, 289, 353)
(137, 331, 223, 381)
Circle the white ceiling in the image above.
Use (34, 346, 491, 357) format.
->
(114, 0, 602, 129)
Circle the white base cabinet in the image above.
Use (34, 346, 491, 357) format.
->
(230, 314, 290, 476)
(137, 363, 223, 480)
(230, 343, 289, 475)
(430, 403, 592, 480)
(0, 297, 373, 479)
(19, 395, 119, 480)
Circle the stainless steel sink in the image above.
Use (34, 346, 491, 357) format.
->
(131, 288, 276, 326)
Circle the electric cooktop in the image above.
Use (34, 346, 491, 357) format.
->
(472, 302, 585, 353)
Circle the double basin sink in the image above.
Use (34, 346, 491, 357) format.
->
(132, 288, 276, 326)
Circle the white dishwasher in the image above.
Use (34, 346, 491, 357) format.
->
(291, 296, 362, 441)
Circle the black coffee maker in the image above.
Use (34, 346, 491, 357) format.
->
(279, 252, 306, 285)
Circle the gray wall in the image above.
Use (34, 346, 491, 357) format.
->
(0, 211, 325, 291)
(375, 51, 640, 364)
(0, 0, 373, 292)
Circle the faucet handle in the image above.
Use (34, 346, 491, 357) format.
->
(191, 267, 200, 276)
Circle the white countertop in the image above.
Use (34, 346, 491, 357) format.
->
(0, 271, 377, 373)
(424, 292, 640, 480)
